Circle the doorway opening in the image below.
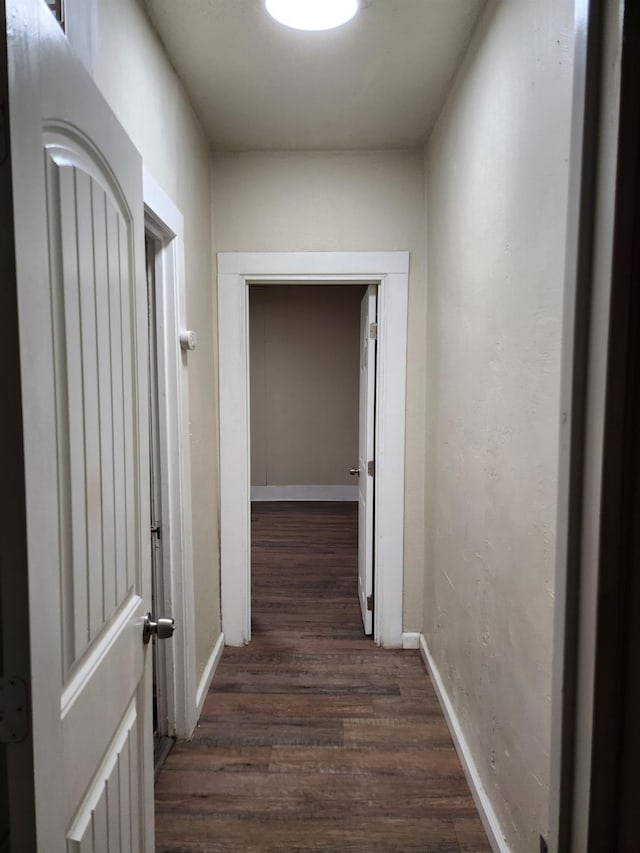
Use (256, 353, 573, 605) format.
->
(145, 232, 173, 776)
(248, 282, 374, 637)
(217, 252, 409, 648)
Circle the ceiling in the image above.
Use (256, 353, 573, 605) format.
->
(142, 0, 486, 151)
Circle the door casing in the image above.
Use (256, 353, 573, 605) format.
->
(217, 251, 409, 648)
(143, 170, 199, 738)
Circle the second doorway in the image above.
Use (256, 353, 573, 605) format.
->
(248, 283, 376, 636)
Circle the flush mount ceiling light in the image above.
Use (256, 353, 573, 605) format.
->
(265, 0, 359, 31)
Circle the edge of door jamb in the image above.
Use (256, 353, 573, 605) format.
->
(143, 168, 197, 738)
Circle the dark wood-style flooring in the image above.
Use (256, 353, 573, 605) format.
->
(155, 502, 491, 852)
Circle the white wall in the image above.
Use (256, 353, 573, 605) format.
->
(250, 285, 363, 488)
(70, 0, 221, 683)
(423, 1, 574, 849)
(211, 150, 426, 630)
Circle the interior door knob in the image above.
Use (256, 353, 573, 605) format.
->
(143, 612, 175, 644)
(349, 467, 360, 476)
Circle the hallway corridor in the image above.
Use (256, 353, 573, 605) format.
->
(154, 503, 490, 852)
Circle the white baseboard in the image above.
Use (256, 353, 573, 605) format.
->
(402, 632, 420, 649)
(251, 485, 358, 502)
(419, 634, 510, 853)
(194, 631, 225, 721)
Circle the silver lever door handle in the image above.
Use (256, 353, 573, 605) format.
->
(143, 612, 175, 644)
(349, 467, 360, 476)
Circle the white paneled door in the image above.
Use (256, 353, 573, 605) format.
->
(358, 285, 377, 636)
(5, 1, 153, 850)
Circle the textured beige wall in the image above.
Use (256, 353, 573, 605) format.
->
(211, 150, 426, 630)
(423, 1, 574, 848)
(249, 285, 364, 487)
(88, 0, 220, 683)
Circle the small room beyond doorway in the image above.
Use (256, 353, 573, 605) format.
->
(248, 283, 369, 636)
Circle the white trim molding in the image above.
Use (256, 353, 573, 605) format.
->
(250, 485, 358, 502)
(218, 251, 408, 648)
(195, 631, 225, 720)
(402, 632, 420, 649)
(143, 169, 197, 738)
(419, 634, 510, 853)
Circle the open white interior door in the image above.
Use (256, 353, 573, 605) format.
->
(358, 285, 377, 636)
(4, 2, 154, 849)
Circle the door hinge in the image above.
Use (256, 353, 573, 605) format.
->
(151, 521, 161, 540)
(369, 322, 378, 340)
(366, 594, 374, 612)
(367, 460, 375, 477)
(0, 677, 29, 744)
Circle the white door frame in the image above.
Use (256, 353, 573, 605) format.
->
(143, 170, 198, 738)
(217, 251, 409, 648)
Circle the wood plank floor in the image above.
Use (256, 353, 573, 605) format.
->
(155, 502, 491, 853)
